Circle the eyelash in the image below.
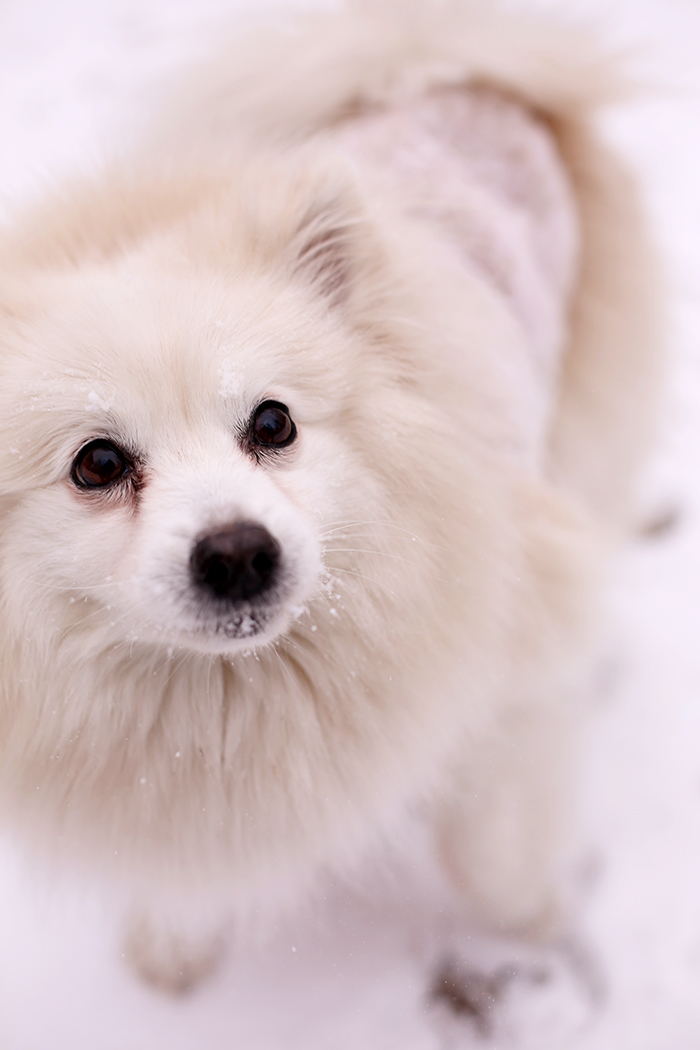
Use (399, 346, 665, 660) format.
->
(70, 439, 142, 500)
(70, 401, 297, 493)
(244, 401, 297, 456)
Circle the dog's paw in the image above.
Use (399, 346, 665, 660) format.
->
(427, 933, 603, 1047)
(122, 912, 225, 994)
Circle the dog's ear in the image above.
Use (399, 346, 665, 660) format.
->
(287, 188, 361, 307)
(241, 159, 377, 310)
(274, 161, 384, 311)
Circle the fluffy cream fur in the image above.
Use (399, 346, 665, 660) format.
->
(0, 1, 661, 989)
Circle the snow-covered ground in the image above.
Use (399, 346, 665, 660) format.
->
(1, 1, 700, 1046)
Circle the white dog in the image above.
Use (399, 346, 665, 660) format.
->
(0, 1, 660, 990)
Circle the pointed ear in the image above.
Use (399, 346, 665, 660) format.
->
(285, 175, 368, 307)
(243, 157, 374, 309)
(289, 191, 360, 306)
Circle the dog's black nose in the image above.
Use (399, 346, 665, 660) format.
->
(190, 523, 280, 602)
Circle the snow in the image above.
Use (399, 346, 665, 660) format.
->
(1, 0, 700, 1046)
(217, 359, 245, 399)
(87, 391, 112, 412)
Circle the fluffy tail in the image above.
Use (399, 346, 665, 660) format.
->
(153, 0, 663, 530)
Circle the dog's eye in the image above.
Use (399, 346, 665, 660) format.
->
(72, 440, 129, 488)
(251, 401, 296, 449)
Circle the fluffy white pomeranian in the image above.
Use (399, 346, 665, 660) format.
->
(0, 1, 660, 990)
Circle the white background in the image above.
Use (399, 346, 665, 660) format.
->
(1, 1, 699, 1046)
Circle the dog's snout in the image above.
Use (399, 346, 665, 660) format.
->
(190, 523, 280, 602)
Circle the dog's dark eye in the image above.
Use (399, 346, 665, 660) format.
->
(251, 401, 296, 449)
(72, 440, 129, 488)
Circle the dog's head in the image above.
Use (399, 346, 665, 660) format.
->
(0, 162, 406, 658)
(0, 83, 578, 674)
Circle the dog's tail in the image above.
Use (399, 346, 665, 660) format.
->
(153, 0, 663, 532)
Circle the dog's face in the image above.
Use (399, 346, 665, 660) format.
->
(0, 176, 383, 657)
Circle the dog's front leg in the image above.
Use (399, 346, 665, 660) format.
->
(435, 699, 580, 939)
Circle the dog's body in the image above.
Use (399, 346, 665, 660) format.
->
(0, 3, 660, 988)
